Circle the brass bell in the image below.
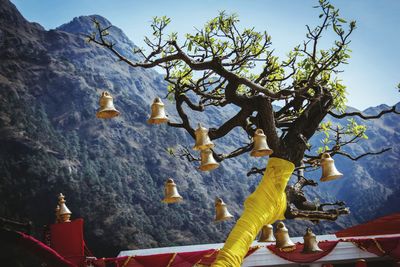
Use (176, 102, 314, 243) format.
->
(302, 228, 323, 253)
(193, 123, 214, 150)
(96, 91, 120, 119)
(147, 97, 168, 124)
(250, 129, 273, 157)
(58, 193, 72, 223)
(258, 224, 275, 242)
(320, 153, 343, 182)
(199, 149, 219, 171)
(162, 178, 183, 204)
(214, 197, 234, 222)
(274, 222, 296, 251)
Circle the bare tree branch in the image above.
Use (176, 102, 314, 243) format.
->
(329, 105, 399, 120)
(335, 148, 391, 161)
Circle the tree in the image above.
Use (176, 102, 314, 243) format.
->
(87, 0, 399, 265)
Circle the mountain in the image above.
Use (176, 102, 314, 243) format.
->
(0, 0, 249, 257)
(0, 0, 399, 260)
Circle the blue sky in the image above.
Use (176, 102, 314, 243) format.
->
(11, 0, 400, 110)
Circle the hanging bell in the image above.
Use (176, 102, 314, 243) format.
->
(274, 222, 296, 251)
(302, 228, 323, 253)
(162, 178, 183, 204)
(58, 193, 72, 223)
(320, 153, 343, 182)
(258, 224, 275, 242)
(147, 97, 169, 124)
(193, 123, 214, 150)
(214, 197, 234, 222)
(96, 91, 120, 119)
(250, 129, 273, 157)
(199, 148, 219, 171)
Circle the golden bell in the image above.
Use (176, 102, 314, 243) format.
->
(193, 123, 214, 150)
(199, 149, 219, 171)
(258, 224, 275, 242)
(58, 193, 72, 223)
(302, 228, 323, 253)
(274, 222, 296, 251)
(147, 97, 168, 124)
(162, 178, 183, 204)
(214, 197, 234, 222)
(320, 153, 343, 182)
(96, 91, 120, 119)
(250, 129, 273, 157)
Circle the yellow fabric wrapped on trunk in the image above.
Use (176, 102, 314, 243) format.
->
(212, 157, 294, 267)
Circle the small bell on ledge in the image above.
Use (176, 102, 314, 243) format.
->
(250, 129, 273, 157)
(193, 123, 214, 151)
(302, 228, 323, 253)
(96, 91, 120, 119)
(199, 148, 219, 171)
(58, 193, 72, 223)
(258, 224, 275, 242)
(147, 97, 168, 124)
(274, 222, 296, 251)
(320, 152, 343, 182)
(162, 178, 183, 204)
(214, 197, 234, 222)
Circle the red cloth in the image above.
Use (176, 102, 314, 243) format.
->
(93, 253, 174, 267)
(134, 253, 175, 267)
(196, 246, 260, 266)
(267, 240, 339, 263)
(336, 213, 400, 237)
(355, 259, 367, 267)
(170, 249, 216, 267)
(50, 219, 85, 267)
(349, 236, 400, 260)
(196, 249, 219, 266)
(92, 256, 130, 267)
(0, 228, 76, 267)
(92, 246, 259, 267)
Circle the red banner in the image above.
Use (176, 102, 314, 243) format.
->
(50, 219, 85, 266)
(349, 236, 400, 261)
(267, 240, 339, 263)
(90, 246, 261, 267)
(0, 228, 76, 267)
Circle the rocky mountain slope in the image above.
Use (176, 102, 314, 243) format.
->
(0, 0, 399, 258)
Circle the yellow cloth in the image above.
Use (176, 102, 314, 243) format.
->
(212, 157, 295, 267)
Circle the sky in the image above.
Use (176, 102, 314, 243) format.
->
(11, 0, 400, 110)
